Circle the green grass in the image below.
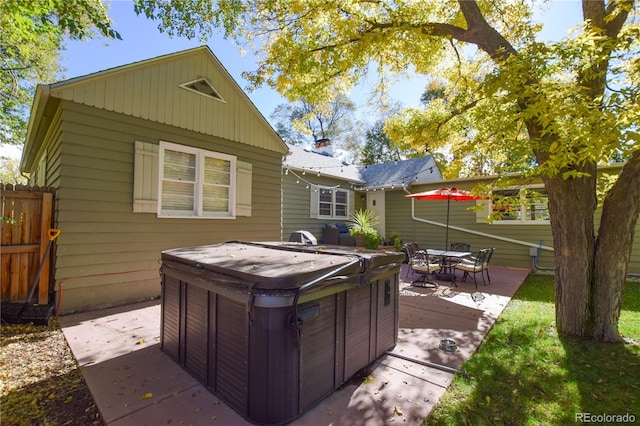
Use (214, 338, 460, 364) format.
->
(425, 275, 640, 425)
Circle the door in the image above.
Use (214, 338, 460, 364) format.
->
(367, 191, 386, 238)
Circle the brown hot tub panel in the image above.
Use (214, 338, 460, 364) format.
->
(160, 241, 402, 425)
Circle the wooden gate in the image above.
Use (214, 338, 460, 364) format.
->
(1, 184, 55, 304)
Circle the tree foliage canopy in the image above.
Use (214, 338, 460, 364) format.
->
(0, 0, 120, 145)
(134, 0, 638, 177)
(134, 0, 640, 341)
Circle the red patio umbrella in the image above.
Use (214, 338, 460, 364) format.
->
(406, 187, 484, 250)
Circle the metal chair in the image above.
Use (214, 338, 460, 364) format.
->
(402, 242, 421, 278)
(455, 248, 493, 288)
(442, 243, 471, 277)
(410, 251, 441, 288)
(450, 242, 471, 251)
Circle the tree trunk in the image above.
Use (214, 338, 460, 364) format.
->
(592, 151, 640, 341)
(544, 165, 597, 337)
(451, 0, 637, 341)
(544, 152, 640, 342)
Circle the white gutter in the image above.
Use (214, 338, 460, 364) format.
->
(404, 187, 554, 252)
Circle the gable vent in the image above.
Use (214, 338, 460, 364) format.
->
(180, 78, 224, 102)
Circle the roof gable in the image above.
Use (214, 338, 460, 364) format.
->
(23, 46, 287, 170)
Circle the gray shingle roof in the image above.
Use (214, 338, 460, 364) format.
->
(284, 144, 364, 183)
(283, 144, 442, 189)
(359, 156, 441, 189)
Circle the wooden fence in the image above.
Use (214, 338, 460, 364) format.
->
(1, 184, 55, 304)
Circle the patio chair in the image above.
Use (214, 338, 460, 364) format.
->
(450, 242, 471, 251)
(442, 243, 471, 276)
(402, 242, 421, 278)
(455, 248, 494, 288)
(409, 251, 441, 288)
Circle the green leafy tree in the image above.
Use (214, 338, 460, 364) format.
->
(0, 0, 120, 145)
(134, 0, 640, 342)
(0, 156, 27, 185)
(419, 80, 447, 106)
(361, 120, 403, 165)
(360, 102, 417, 165)
(270, 94, 356, 147)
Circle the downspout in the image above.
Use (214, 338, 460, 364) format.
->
(533, 240, 555, 272)
(403, 188, 639, 280)
(403, 187, 554, 252)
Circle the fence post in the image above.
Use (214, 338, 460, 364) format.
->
(38, 192, 53, 304)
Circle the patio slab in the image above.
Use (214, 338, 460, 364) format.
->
(59, 265, 530, 425)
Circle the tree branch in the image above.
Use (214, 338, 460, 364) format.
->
(579, 0, 631, 99)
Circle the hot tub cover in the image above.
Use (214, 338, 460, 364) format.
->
(161, 241, 404, 290)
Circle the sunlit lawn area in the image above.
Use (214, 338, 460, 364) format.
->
(426, 274, 640, 425)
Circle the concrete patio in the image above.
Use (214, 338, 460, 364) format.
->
(59, 264, 530, 425)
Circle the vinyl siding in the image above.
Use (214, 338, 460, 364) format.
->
(386, 185, 554, 270)
(38, 106, 63, 189)
(49, 47, 284, 154)
(281, 173, 355, 242)
(389, 181, 640, 274)
(51, 102, 282, 312)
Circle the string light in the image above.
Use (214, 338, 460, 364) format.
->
(285, 167, 341, 191)
(283, 162, 436, 192)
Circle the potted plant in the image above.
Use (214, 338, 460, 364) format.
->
(388, 231, 403, 251)
(348, 209, 382, 249)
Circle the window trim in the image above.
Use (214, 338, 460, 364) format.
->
(316, 186, 350, 220)
(482, 185, 550, 225)
(158, 141, 236, 219)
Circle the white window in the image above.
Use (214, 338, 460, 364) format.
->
(485, 187, 550, 224)
(317, 187, 349, 219)
(158, 141, 236, 218)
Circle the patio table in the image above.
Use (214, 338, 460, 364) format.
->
(426, 249, 472, 283)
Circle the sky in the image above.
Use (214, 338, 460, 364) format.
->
(3, 0, 582, 160)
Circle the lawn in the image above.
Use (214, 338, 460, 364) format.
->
(425, 275, 640, 425)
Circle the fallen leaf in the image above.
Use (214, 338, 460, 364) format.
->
(485, 395, 491, 405)
(140, 393, 153, 400)
(394, 406, 403, 416)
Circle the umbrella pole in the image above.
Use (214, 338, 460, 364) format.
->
(445, 197, 450, 250)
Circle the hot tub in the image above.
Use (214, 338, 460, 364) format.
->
(160, 241, 403, 425)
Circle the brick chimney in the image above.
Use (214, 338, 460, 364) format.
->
(313, 138, 334, 157)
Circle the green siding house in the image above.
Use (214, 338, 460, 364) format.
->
(21, 46, 288, 313)
(21, 46, 638, 314)
(282, 142, 442, 242)
(389, 165, 640, 275)
(284, 144, 639, 277)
